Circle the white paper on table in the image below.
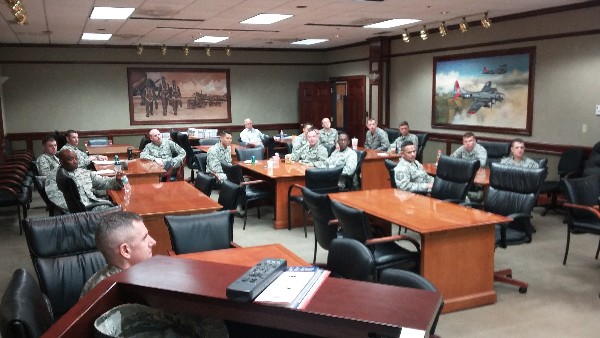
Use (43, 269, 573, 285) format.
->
(96, 169, 116, 175)
(93, 160, 114, 165)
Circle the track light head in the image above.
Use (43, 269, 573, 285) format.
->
(481, 12, 491, 28)
(205, 47, 211, 56)
(459, 17, 469, 33)
(183, 45, 190, 56)
(402, 29, 410, 43)
(226, 47, 232, 57)
(420, 26, 428, 40)
(439, 22, 448, 37)
(160, 45, 167, 55)
(136, 44, 143, 55)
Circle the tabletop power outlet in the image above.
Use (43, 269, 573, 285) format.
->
(226, 258, 287, 302)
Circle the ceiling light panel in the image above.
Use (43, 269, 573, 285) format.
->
(90, 7, 135, 20)
(241, 14, 293, 25)
(363, 19, 421, 29)
(194, 36, 229, 43)
(291, 39, 328, 45)
(81, 33, 112, 41)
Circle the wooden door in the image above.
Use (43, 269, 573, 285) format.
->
(299, 82, 332, 131)
(343, 76, 367, 146)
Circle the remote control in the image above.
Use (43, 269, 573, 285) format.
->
(226, 258, 287, 302)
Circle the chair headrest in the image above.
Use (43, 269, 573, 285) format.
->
(489, 163, 546, 194)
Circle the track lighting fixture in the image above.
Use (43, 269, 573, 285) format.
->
(439, 22, 447, 37)
(205, 47, 211, 56)
(481, 12, 491, 28)
(6, 0, 27, 25)
(402, 29, 410, 43)
(136, 44, 143, 55)
(226, 47, 232, 57)
(420, 26, 428, 40)
(160, 45, 167, 55)
(183, 45, 190, 56)
(459, 17, 468, 33)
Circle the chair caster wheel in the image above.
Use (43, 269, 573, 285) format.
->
(519, 287, 527, 294)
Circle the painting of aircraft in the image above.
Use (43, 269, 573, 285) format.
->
(453, 80, 505, 114)
(482, 64, 507, 74)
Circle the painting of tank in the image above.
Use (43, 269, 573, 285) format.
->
(127, 68, 231, 125)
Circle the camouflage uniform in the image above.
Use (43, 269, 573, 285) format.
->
(500, 155, 540, 168)
(394, 158, 434, 193)
(292, 134, 307, 151)
(451, 143, 488, 167)
(365, 127, 390, 151)
(319, 147, 358, 189)
(36, 153, 60, 177)
(319, 128, 338, 146)
(389, 133, 419, 154)
(45, 168, 122, 212)
(207, 142, 232, 182)
(140, 139, 186, 168)
(60, 143, 91, 168)
(80, 265, 122, 298)
(291, 143, 328, 167)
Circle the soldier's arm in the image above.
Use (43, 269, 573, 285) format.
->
(171, 141, 186, 167)
(139, 144, 156, 161)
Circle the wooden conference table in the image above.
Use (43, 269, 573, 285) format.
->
(329, 188, 511, 313)
(108, 181, 222, 255)
(423, 162, 491, 186)
(93, 159, 165, 184)
(45, 249, 441, 337)
(358, 147, 401, 190)
(85, 143, 140, 159)
(177, 243, 309, 267)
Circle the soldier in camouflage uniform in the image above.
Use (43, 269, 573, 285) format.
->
(394, 141, 433, 193)
(60, 130, 108, 169)
(140, 129, 186, 173)
(290, 129, 328, 167)
(36, 135, 60, 177)
(207, 130, 233, 183)
(450, 132, 488, 167)
(319, 118, 338, 147)
(46, 149, 123, 212)
(364, 118, 390, 151)
(292, 122, 313, 151)
(318, 132, 357, 189)
(389, 121, 419, 154)
(500, 138, 540, 168)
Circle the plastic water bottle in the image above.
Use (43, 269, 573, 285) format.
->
(280, 130, 284, 140)
(121, 175, 131, 193)
(435, 150, 442, 167)
(114, 155, 121, 173)
(273, 152, 280, 167)
(251, 155, 256, 165)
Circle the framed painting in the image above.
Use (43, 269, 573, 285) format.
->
(431, 47, 535, 135)
(127, 68, 231, 125)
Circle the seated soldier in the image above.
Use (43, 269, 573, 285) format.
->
(500, 138, 540, 168)
(319, 118, 338, 147)
(364, 118, 390, 151)
(60, 129, 107, 168)
(394, 141, 433, 193)
(389, 121, 418, 154)
(207, 130, 233, 184)
(140, 129, 186, 180)
(36, 135, 60, 177)
(288, 128, 328, 167)
(317, 132, 357, 188)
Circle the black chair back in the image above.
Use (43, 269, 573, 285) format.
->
(199, 137, 219, 146)
(139, 135, 151, 151)
(562, 175, 600, 219)
(0, 269, 54, 338)
(384, 128, 400, 144)
(327, 238, 374, 281)
(218, 180, 243, 211)
(169, 130, 179, 145)
(431, 155, 480, 202)
(305, 167, 343, 194)
(583, 141, 600, 176)
(33, 176, 62, 217)
(165, 210, 233, 255)
(55, 168, 86, 213)
(350, 149, 367, 190)
(384, 159, 398, 188)
(194, 172, 215, 197)
(195, 152, 208, 173)
(176, 132, 197, 168)
(235, 147, 264, 161)
(478, 141, 510, 165)
(415, 133, 429, 162)
(87, 138, 108, 146)
(261, 135, 276, 158)
(558, 147, 585, 176)
(531, 157, 548, 169)
(22, 207, 120, 319)
(301, 187, 337, 263)
(323, 143, 335, 157)
(330, 200, 371, 243)
(221, 162, 244, 185)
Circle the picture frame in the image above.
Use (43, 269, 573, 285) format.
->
(127, 68, 231, 125)
(431, 47, 535, 135)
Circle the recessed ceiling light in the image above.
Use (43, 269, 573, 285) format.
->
(241, 14, 293, 25)
(81, 33, 112, 41)
(90, 7, 135, 20)
(291, 39, 328, 45)
(364, 19, 421, 29)
(194, 36, 229, 43)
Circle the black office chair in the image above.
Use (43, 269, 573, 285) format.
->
(582, 141, 600, 176)
(55, 168, 114, 213)
(165, 210, 236, 255)
(261, 134, 277, 158)
(340, 149, 367, 191)
(221, 162, 273, 230)
(176, 132, 201, 181)
(33, 176, 64, 217)
(22, 206, 120, 319)
(195, 152, 208, 174)
(169, 130, 179, 145)
(235, 147, 265, 161)
(379, 269, 443, 336)
(531, 157, 549, 169)
(139, 135, 151, 151)
(288, 167, 343, 237)
(323, 143, 335, 157)
(384, 128, 400, 145)
(86, 138, 109, 146)
(218, 180, 243, 212)
(0, 269, 54, 338)
(0, 173, 31, 231)
(199, 137, 219, 146)
(301, 187, 338, 264)
(484, 163, 547, 293)
(326, 238, 374, 281)
(415, 133, 429, 163)
(538, 147, 584, 216)
(330, 199, 421, 281)
(478, 140, 510, 166)
(193, 172, 216, 197)
(384, 159, 398, 188)
(561, 175, 600, 265)
(430, 155, 480, 204)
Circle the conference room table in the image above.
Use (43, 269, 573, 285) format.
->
(423, 162, 491, 186)
(357, 147, 401, 190)
(85, 143, 140, 159)
(177, 243, 309, 267)
(238, 159, 308, 229)
(108, 181, 222, 255)
(329, 188, 511, 313)
(93, 159, 165, 184)
(44, 249, 442, 337)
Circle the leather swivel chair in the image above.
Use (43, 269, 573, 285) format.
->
(0, 172, 30, 231)
(477, 140, 510, 165)
(384, 128, 400, 144)
(538, 147, 584, 215)
(379, 269, 443, 336)
(235, 147, 264, 161)
(195, 152, 208, 174)
(288, 167, 343, 237)
(0, 269, 54, 338)
(139, 135, 151, 151)
(55, 168, 113, 213)
(221, 162, 273, 229)
(177, 132, 201, 181)
(194, 172, 216, 197)
(415, 133, 429, 163)
(33, 176, 63, 217)
(384, 159, 398, 188)
(330, 200, 421, 281)
(86, 138, 109, 146)
(430, 155, 480, 204)
(165, 210, 236, 255)
(327, 238, 374, 281)
(199, 137, 219, 146)
(484, 163, 547, 293)
(561, 175, 600, 265)
(340, 149, 367, 191)
(301, 187, 338, 264)
(582, 141, 600, 176)
(22, 206, 121, 319)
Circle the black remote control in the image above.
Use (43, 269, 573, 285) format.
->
(226, 258, 287, 302)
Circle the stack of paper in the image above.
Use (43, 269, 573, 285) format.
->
(254, 266, 329, 309)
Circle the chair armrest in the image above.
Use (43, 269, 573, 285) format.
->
(241, 179, 267, 187)
(563, 203, 600, 218)
(506, 213, 533, 222)
(167, 249, 176, 256)
(366, 234, 421, 252)
(287, 183, 305, 198)
(230, 241, 242, 248)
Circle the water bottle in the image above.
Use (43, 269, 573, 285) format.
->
(121, 175, 131, 193)
(127, 147, 133, 160)
(435, 150, 442, 167)
(114, 155, 121, 173)
(280, 130, 284, 140)
(251, 155, 256, 165)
